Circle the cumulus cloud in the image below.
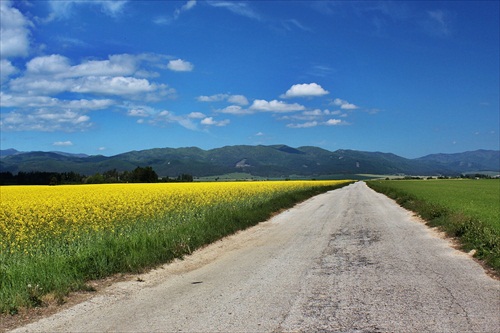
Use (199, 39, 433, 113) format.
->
(227, 94, 249, 105)
(0, 59, 18, 83)
(281, 83, 329, 98)
(127, 108, 151, 117)
(9, 53, 176, 100)
(1, 109, 92, 132)
(53, 140, 73, 146)
(44, 0, 128, 21)
(0, 92, 114, 110)
(287, 121, 318, 128)
(167, 59, 194, 72)
(201, 117, 230, 126)
(10, 74, 173, 101)
(72, 76, 161, 96)
(124, 105, 226, 131)
(217, 105, 253, 115)
(2, 53, 177, 131)
(250, 99, 305, 113)
(286, 118, 344, 129)
(282, 107, 347, 128)
(188, 112, 206, 119)
(303, 109, 332, 116)
(26, 54, 137, 78)
(197, 94, 228, 102)
(197, 93, 249, 105)
(325, 119, 342, 126)
(0, 1, 32, 58)
(332, 98, 358, 110)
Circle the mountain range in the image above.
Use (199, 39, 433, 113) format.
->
(1, 145, 499, 178)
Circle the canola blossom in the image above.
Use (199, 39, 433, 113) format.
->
(0, 181, 350, 257)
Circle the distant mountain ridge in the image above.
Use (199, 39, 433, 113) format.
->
(1, 145, 498, 177)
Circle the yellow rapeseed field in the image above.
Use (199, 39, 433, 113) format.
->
(0, 181, 349, 256)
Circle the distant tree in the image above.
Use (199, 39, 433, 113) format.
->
(177, 173, 193, 182)
(86, 173, 105, 184)
(103, 169, 119, 183)
(130, 166, 158, 183)
(49, 176, 58, 186)
(0, 172, 16, 185)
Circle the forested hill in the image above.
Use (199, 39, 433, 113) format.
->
(1, 145, 499, 178)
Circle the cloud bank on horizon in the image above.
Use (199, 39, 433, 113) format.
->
(0, 0, 498, 158)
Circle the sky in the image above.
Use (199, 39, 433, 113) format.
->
(0, 0, 499, 158)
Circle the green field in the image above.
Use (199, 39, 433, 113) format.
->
(367, 179, 500, 272)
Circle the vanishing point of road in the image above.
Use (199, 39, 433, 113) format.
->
(11, 182, 500, 332)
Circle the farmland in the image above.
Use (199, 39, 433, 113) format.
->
(0, 180, 352, 314)
(367, 179, 500, 272)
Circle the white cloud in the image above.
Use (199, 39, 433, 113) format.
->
(155, 0, 197, 25)
(201, 117, 230, 126)
(0, 1, 32, 58)
(2, 52, 176, 132)
(208, 1, 261, 20)
(286, 118, 344, 129)
(45, 0, 128, 21)
(281, 83, 329, 98)
(250, 99, 305, 113)
(124, 106, 210, 131)
(183, 0, 197, 11)
(325, 119, 342, 126)
(99, 1, 128, 17)
(1, 109, 92, 132)
(332, 98, 358, 110)
(287, 121, 318, 128)
(0, 59, 18, 83)
(0, 92, 114, 110)
(167, 59, 194, 72)
(227, 94, 249, 105)
(255, 132, 264, 136)
(217, 105, 253, 115)
(174, 0, 197, 19)
(53, 140, 73, 146)
(197, 94, 228, 102)
(197, 93, 249, 105)
(71, 76, 160, 96)
(10, 75, 172, 101)
(127, 108, 150, 117)
(303, 109, 332, 116)
(10, 53, 176, 100)
(26, 54, 137, 78)
(188, 112, 206, 119)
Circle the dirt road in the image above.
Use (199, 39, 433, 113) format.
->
(11, 182, 499, 332)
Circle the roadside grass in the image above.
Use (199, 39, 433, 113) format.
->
(0, 181, 353, 314)
(367, 179, 500, 272)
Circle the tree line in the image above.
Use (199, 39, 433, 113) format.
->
(0, 167, 193, 185)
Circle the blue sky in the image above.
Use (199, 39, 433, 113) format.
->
(1, 0, 498, 158)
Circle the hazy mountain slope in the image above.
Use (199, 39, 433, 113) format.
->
(1, 146, 498, 177)
(417, 150, 500, 172)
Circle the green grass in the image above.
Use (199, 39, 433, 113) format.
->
(0, 181, 353, 314)
(367, 179, 500, 272)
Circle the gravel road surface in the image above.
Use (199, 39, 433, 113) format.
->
(10, 182, 499, 332)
